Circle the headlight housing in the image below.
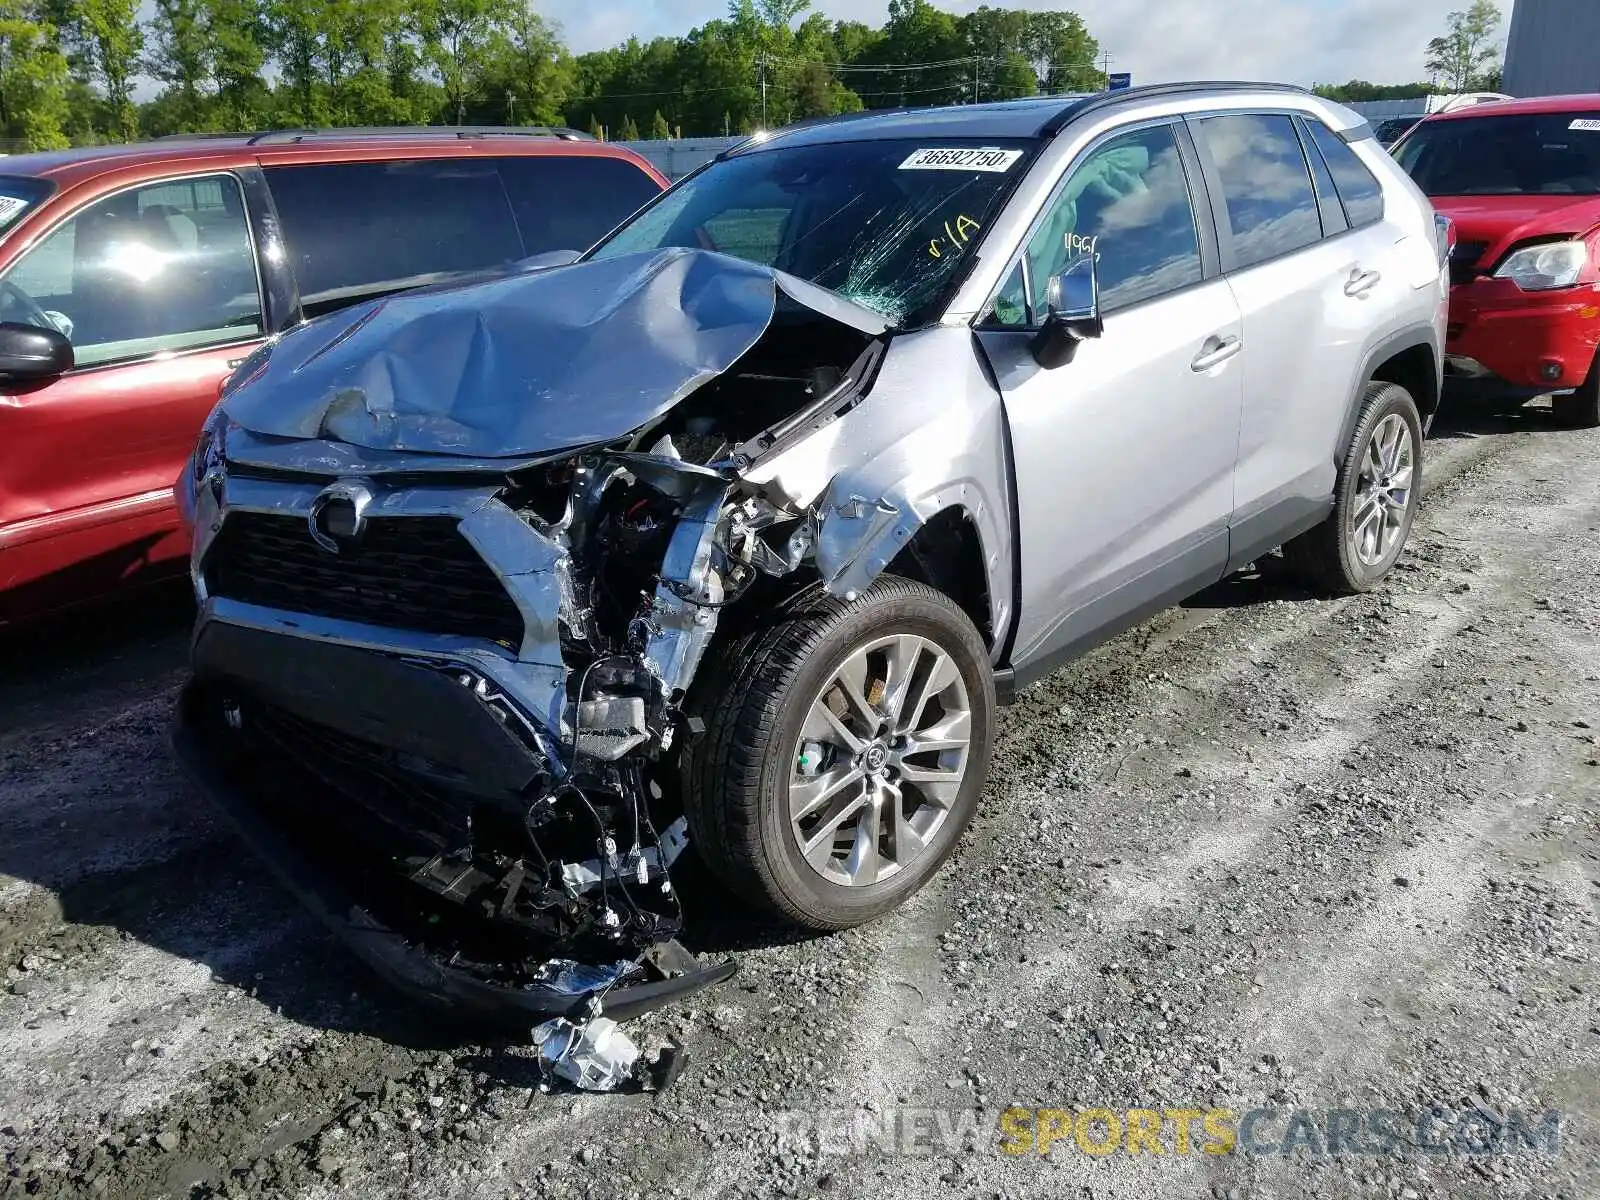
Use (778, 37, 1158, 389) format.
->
(1492, 240, 1588, 291)
(191, 404, 227, 488)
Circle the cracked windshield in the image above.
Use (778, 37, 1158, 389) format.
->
(587, 138, 1033, 326)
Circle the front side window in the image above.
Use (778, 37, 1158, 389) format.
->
(1193, 113, 1322, 271)
(265, 159, 525, 316)
(586, 138, 1036, 327)
(494, 155, 662, 255)
(0, 173, 261, 369)
(991, 123, 1204, 326)
(1395, 112, 1600, 197)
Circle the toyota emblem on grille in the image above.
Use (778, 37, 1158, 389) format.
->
(307, 479, 375, 554)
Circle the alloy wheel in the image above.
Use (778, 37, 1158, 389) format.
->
(1349, 412, 1414, 568)
(788, 634, 973, 887)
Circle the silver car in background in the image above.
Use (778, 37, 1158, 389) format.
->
(174, 82, 1450, 1024)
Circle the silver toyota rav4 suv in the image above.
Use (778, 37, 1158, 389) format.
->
(176, 83, 1449, 1023)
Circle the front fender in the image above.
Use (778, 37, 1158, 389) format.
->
(741, 327, 1016, 658)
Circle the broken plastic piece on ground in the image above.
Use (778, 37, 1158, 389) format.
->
(534, 1016, 642, 1092)
(647, 1039, 688, 1093)
(530, 958, 643, 997)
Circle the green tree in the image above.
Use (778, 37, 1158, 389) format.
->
(420, 0, 513, 125)
(647, 107, 670, 138)
(1313, 79, 1430, 103)
(0, 0, 70, 148)
(1022, 10, 1097, 92)
(1425, 0, 1502, 93)
(146, 0, 208, 128)
(484, 1, 572, 125)
(991, 51, 1036, 100)
(209, 0, 270, 127)
(75, 0, 142, 138)
(617, 110, 638, 140)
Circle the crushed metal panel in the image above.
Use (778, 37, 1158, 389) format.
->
(219, 248, 886, 460)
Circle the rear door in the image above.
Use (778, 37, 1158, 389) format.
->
(0, 171, 266, 619)
(1188, 111, 1400, 559)
(975, 120, 1244, 670)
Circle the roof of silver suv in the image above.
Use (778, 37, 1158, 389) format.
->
(734, 81, 1336, 152)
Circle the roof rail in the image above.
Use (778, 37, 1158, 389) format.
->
(241, 125, 594, 146)
(1039, 80, 1313, 136)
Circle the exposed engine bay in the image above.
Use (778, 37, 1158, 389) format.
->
(175, 250, 904, 1060)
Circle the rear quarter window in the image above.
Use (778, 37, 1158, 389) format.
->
(493, 155, 662, 255)
(1304, 120, 1386, 227)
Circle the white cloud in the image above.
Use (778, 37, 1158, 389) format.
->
(541, 0, 1480, 88)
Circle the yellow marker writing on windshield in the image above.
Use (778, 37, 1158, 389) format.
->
(930, 215, 982, 259)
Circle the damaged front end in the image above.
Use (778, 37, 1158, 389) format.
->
(173, 248, 892, 1035)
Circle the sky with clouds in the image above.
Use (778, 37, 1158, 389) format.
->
(539, 0, 1496, 88)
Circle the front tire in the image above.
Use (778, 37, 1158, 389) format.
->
(1285, 380, 1423, 595)
(681, 576, 995, 930)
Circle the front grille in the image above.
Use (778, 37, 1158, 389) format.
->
(206, 511, 525, 646)
(1450, 241, 1488, 286)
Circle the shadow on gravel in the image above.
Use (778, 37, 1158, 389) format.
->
(1429, 387, 1560, 440)
(1182, 556, 1319, 612)
(0, 579, 192, 706)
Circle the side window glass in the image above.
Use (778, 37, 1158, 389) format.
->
(1193, 114, 1322, 270)
(987, 259, 1029, 327)
(494, 156, 662, 254)
(1022, 123, 1203, 316)
(1296, 118, 1348, 237)
(0, 174, 261, 369)
(264, 160, 523, 315)
(1305, 119, 1386, 227)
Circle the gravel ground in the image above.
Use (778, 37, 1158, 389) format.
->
(1, 395, 1596, 1200)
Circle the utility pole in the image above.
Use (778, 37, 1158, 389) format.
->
(1097, 51, 1114, 90)
(973, 57, 980, 104)
(507, 91, 516, 124)
(759, 57, 768, 128)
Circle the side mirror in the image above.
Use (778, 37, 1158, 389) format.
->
(0, 321, 73, 382)
(1030, 254, 1104, 370)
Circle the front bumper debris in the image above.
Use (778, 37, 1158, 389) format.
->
(173, 682, 736, 1032)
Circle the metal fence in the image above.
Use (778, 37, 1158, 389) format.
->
(612, 138, 741, 180)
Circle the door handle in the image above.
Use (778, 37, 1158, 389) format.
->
(1190, 334, 1242, 372)
(1345, 268, 1382, 299)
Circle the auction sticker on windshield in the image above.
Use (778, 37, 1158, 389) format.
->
(900, 148, 1023, 172)
(1569, 119, 1600, 132)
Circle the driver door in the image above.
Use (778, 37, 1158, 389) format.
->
(0, 173, 266, 620)
(975, 121, 1245, 673)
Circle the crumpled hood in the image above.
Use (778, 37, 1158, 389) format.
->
(221, 248, 888, 459)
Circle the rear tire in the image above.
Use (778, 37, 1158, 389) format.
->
(1551, 352, 1600, 428)
(681, 576, 994, 930)
(1284, 380, 1423, 596)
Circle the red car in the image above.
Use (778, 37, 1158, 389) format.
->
(0, 129, 665, 624)
(1395, 96, 1600, 425)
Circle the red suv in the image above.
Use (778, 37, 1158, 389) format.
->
(1396, 96, 1600, 425)
(0, 128, 665, 624)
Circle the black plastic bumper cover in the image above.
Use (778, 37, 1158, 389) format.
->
(172, 716, 736, 1031)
